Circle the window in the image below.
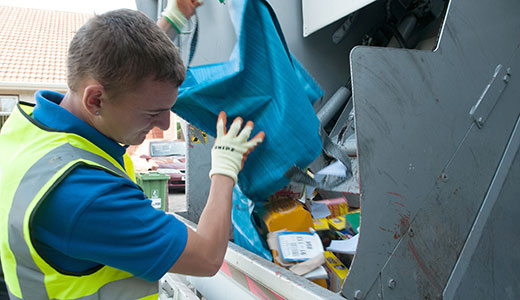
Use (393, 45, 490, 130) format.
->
(0, 95, 19, 129)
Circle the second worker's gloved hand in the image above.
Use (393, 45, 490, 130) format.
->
(209, 111, 265, 184)
(162, 0, 203, 33)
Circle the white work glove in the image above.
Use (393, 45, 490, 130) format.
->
(162, 0, 203, 33)
(209, 111, 265, 184)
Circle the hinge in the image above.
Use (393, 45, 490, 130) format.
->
(470, 64, 511, 128)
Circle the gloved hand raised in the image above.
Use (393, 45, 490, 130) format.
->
(209, 111, 265, 184)
(162, 0, 203, 33)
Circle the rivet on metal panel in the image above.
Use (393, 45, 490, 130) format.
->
(388, 279, 396, 289)
(504, 67, 512, 83)
(354, 290, 363, 300)
(441, 173, 448, 182)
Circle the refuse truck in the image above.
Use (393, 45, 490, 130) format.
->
(136, 0, 520, 299)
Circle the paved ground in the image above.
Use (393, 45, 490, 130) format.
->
(167, 190, 186, 212)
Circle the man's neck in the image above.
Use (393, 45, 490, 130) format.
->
(60, 91, 94, 128)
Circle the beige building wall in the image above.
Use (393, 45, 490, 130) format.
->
(0, 89, 36, 103)
(0, 83, 68, 104)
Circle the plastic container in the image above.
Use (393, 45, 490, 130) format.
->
(136, 172, 170, 210)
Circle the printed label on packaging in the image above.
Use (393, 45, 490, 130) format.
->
(278, 232, 323, 261)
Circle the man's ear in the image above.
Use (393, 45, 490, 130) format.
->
(82, 82, 106, 117)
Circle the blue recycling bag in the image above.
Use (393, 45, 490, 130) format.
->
(232, 185, 273, 261)
(173, 0, 323, 200)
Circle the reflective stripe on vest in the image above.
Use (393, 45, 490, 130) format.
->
(0, 103, 158, 299)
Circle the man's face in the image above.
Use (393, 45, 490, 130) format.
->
(98, 79, 178, 145)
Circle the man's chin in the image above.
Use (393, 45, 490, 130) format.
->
(123, 134, 147, 146)
(131, 137, 147, 145)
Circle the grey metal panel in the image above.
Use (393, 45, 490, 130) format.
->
(344, 0, 520, 299)
(179, 127, 214, 223)
(135, 0, 160, 20)
(378, 91, 519, 300)
(185, 0, 236, 67)
(443, 118, 520, 299)
(269, 0, 359, 101)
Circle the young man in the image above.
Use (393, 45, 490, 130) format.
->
(0, 5, 264, 300)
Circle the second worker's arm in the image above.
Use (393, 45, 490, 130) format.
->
(157, 0, 203, 37)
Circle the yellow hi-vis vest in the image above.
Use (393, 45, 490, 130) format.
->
(0, 102, 158, 299)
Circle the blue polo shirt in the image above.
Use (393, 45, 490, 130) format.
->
(31, 90, 188, 281)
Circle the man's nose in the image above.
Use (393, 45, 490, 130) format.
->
(155, 111, 171, 131)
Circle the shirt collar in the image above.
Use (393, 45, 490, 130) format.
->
(32, 90, 127, 161)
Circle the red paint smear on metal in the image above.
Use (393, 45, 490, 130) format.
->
(246, 276, 273, 300)
(388, 192, 403, 198)
(273, 291, 285, 300)
(379, 226, 393, 233)
(407, 240, 442, 292)
(399, 213, 410, 228)
(220, 261, 285, 299)
(394, 201, 405, 207)
(219, 260, 232, 277)
(394, 213, 411, 239)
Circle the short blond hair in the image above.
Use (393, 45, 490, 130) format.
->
(67, 9, 185, 97)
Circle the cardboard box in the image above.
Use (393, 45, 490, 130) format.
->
(328, 216, 346, 231)
(315, 197, 349, 219)
(324, 251, 349, 292)
(313, 218, 330, 231)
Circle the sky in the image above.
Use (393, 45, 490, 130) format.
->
(0, 0, 137, 14)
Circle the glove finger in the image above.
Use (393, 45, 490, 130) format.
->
(242, 131, 265, 154)
(240, 131, 265, 168)
(247, 131, 265, 147)
(216, 111, 227, 137)
(240, 131, 265, 170)
(228, 116, 243, 137)
(237, 121, 254, 142)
